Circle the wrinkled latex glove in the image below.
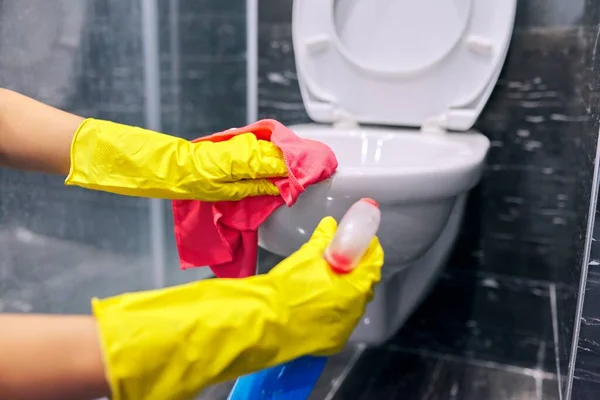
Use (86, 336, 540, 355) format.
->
(93, 217, 383, 400)
(65, 118, 287, 201)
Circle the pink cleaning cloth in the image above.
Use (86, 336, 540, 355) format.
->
(171, 119, 338, 278)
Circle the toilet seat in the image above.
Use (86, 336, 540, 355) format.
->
(292, 0, 517, 131)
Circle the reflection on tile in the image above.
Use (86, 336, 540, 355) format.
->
(571, 377, 600, 400)
(333, 348, 558, 400)
(469, 26, 597, 285)
(257, 248, 285, 274)
(571, 168, 600, 395)
(0, 228, 153, 314)
(543, 377, 561, 400)
(387, 272, 556, 371)
(514, 0, 587, 27)
(308, 345, 364, 400)
(573, 267, 600, 384)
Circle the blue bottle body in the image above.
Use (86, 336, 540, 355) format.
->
(227, 356, 328, 400)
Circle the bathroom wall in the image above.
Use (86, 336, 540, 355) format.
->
(568, 166, 600, 400)
(0, 0, 246, 313)
(256, 1, 600, 398)
(157, 0, 248, 285)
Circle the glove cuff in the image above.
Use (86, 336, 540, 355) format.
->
(92, 277, 297, 400)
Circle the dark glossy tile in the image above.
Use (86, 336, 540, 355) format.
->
(514, 0, 589, 28)
(179, 0, 245, 17)
(178, 14, 246, 62)
(257, 24, 310, 125)
(573, 268, 600, 384)
(542, 378, 562, 400)
(556, 284, 580, 378)
(175, 59, 247, 137)
(258, 0, 293, 24)
(333, 348, 558, 400)
(470, 27, 598, 284)
(571, 377, 600, 400)
(387, 272, 555, 370)
(0, 228, 154, 314)
(262, 0, 597, 29)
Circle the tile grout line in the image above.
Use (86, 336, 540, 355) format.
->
(535, 339, 545, 400)
(324, 344, 366, 400)
(385, 345, 558, 381)
(565, 120, 600, 400)
(549, 283, 564, 400)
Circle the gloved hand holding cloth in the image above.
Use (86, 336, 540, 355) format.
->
(171, 119, 339, 278)
(65, 118, 288, 200)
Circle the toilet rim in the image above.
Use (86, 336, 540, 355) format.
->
(315, 169, 483, 204)
(331, 160, 485, 178)
(289, 123, 491, 179)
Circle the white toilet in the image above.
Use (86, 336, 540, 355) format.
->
(258, 0, 517, 344)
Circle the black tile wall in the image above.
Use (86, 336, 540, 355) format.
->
(570, 191, 600, 398)
(155, 0, 247, 285)
(332, 348, 558, 400)
(159, 0, 247, 139)
(571, 378, 600, 400)
(256, 1, 600, 399)
(387, 271, 558, 371)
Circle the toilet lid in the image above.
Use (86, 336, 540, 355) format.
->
(292, 0, 517, 131)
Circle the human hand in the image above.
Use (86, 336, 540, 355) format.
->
(91, 216, 382, 400)
(66, 119, 287, 200)
(188, 132, 288, 201)
(268, 216, 384, 355)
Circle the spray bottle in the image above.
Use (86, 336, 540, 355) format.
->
(227, 198, 381, 400)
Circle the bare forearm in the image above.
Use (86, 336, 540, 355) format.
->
(0, 89, 84, 174)
(0, 314, 110, 400)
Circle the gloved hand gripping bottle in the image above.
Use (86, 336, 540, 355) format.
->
(228, 198, 381, 400)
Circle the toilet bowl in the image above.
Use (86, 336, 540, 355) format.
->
(258, 0, 517, 344)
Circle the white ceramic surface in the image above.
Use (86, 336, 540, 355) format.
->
(258, 125, 490, 266)
(293, 0, 517, 130)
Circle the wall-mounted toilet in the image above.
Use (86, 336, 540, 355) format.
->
(258, 0, 517, 344)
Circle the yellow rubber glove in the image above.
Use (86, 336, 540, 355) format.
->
(65, 118, 287, 201)
(93, 217, 383, 400)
